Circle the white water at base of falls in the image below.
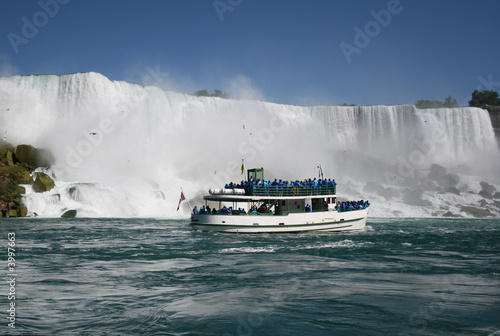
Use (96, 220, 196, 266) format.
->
(0, 72, 498, 218)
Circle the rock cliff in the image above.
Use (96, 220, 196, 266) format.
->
(0, 142, 55, 217)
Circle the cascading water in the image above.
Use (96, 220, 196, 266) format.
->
(0, 72, 498, 217)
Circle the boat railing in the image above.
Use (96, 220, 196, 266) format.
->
(245, 185, 336, 197)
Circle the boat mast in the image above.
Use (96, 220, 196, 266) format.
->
(317, 164, 324, 180)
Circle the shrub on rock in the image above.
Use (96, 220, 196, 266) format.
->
(33, 172, 55, 193)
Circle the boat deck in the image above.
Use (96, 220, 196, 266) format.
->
(245, 185, 336, 197)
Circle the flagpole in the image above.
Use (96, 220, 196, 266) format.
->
(181, 187, 193, 212)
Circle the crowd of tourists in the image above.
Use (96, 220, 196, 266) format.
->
(192, 205, 248, 215)
(336, 200, 370, 212)
(191, 177, 369, 215)
(225, 177, 337, 190)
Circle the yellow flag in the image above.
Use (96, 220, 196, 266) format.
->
(241, 159, 244, 175)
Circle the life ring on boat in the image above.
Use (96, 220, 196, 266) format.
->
(293, 187, 300, 195)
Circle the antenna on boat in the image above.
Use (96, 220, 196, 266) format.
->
(317, 164, 324, 179)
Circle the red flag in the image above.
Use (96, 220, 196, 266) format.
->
(177, 190, 186, 211)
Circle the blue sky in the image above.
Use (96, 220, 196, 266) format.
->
(1, 0, 499, 106)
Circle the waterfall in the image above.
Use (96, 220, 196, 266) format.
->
(0, 72, 498, 217)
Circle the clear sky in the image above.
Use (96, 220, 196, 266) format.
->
(1, 0, 499, 106)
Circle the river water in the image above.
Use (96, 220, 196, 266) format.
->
(1, 217, 499, 335)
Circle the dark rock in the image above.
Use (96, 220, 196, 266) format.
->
(445, 173, 460, 187)
(428, 164, 447, 181)
(61, 209, 77, 218)
(478, 190, 493, 200)
(494, 192, 500, 199)
(460, 206, 494, 217)
(0, 143, 15, 167)
(0, 149, 14, 166)
(18, 206, 27, 217)
(443, 211, 463, 218)
(0, 176, 12, 191)
(11, 185, 26, 195)
(480, 181, 496, 194)
(13, 145, 54, 170)
(14, 144, 37, 168)
(33, 172, 55, 193)
(447, 187, 460, 195)
(0, 165, 33, 184)
(427, 164, 460, 189)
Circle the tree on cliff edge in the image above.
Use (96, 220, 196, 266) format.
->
(444, 95, 459, 108)
(194, 89, 230, 99)
(469, 90, 500, 107)
(416, 95, 459, 109)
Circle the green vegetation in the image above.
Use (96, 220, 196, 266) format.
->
(194, 89, 230, 99)
(416, 95, 459, 109)
(0, 142, 55, 217)
(468, 90, 500, 107)
(61, 209, 77, 218)
(416, 90, 500, 109)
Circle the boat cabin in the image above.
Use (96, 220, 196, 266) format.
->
(203, 167, 338, 216)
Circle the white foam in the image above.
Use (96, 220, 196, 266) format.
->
(1, 73, 498, 218)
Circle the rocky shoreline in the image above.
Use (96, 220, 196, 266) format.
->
(363, 163, 499, 218)
(0, 142, 55, 217)
(1, 139, 499, 219)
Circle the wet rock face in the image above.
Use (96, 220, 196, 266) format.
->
(61, 209, 77, 218)
(428, 163, 447, 181)
(460, 206, 495, 218)
(447, 187, 460, 196)
(363, 161, 499, 218)
(427, 164, 460, 189)
(13, 145, 55, 170)
(480, 181, 496, 195)
(14, 144, 37, 167)
(0, 142, 54, 217)
(33, 172, 55, 193)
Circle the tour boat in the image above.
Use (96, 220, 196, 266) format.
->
(190, 168, 368, 233)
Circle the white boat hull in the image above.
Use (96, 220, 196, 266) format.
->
(191, 209, 368, 233)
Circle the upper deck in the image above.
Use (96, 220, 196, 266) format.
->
(203, 185, 337, 202)
(204, 167, 337, 201)
(244, 184, 336, 197)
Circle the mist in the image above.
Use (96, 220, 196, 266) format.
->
(0, 72, 498, 218)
